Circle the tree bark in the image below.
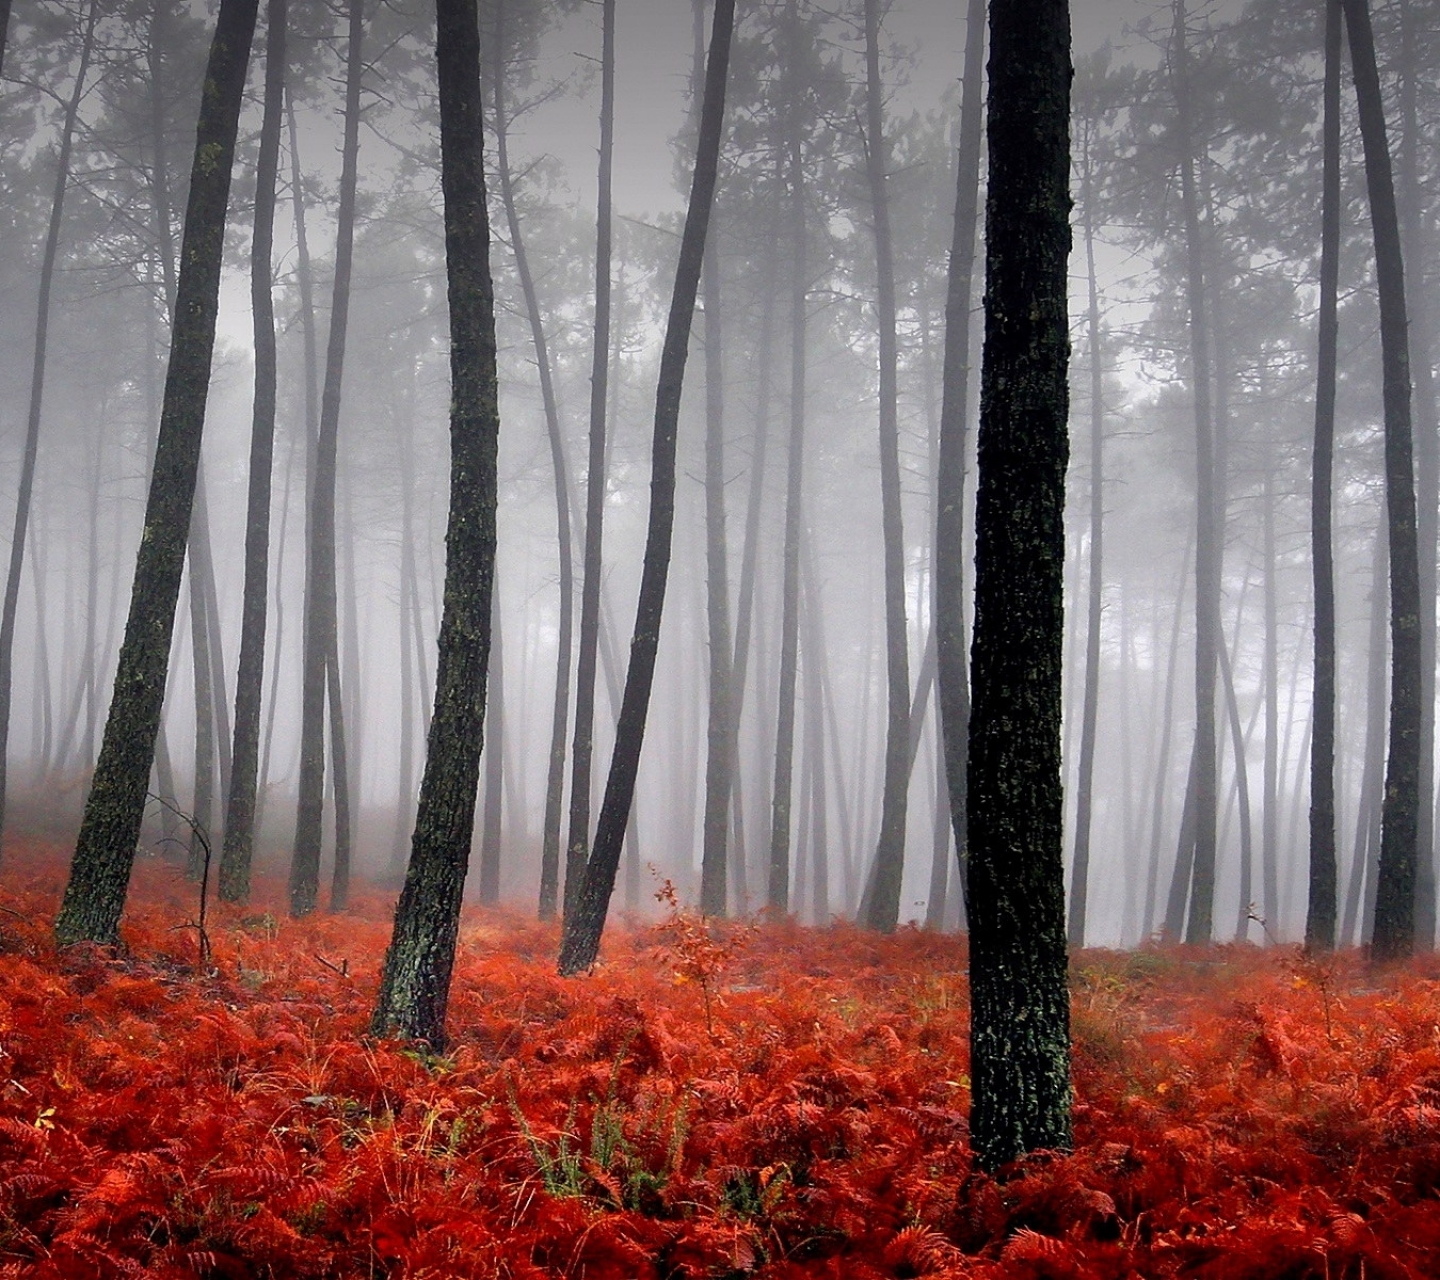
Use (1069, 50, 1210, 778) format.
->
(558, 0, 735, 975)
(1343, 0, 1421, 962)
(966, 0, 1072, 1170)
(1307, 0, 1341, 952)
(291, 0, 362, 917)
(371, 0, 499, 1046)
(56, 0, 259, 947)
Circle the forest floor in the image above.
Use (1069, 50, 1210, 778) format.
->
(0, 840, 1438, 1277)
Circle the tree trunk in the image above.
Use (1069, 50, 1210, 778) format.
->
(966, 0, 1072, 1171)
(559, 0, 616, 923)
(490, 0, 573, 922)
(218, 0, 285, 904)
(860, 0, 911, 934)
(0, 0, 98, 848)
(291, 0, 362, 917)
(768, 2, 807, 915)
(478, 598, 504, 904)
(557, 0, 735, 975)
(936, 0, 985, 929)
(1344, 528, 1389, 947)
(1307, 0, 1342, 952)
(55, 0, 259, 948)
(1172, 0, 1221, 946)
(1068, 109, 1105, 949)
(371, 0, 499, 1046)
(1343, 0, 1421, 962)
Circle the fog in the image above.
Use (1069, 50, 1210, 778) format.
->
(0, 0, 1434, 948)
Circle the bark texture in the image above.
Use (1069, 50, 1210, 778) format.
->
(56, 0, 259, 947)
(966, 0, 1073, 1171)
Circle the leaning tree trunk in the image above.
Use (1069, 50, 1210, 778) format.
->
(965, 0, 1072, 1172)
(370, 0, 500, 1047)
(219, 0, 284, 902)
(558, 0, 735, 975)
(490, 0, 573, 922)
(558, 0, 616, 923)
(936, 0, 985, 924)
(860, 0, 912, 934)
(55, 0, 259, 948)
(1343, 0, 1421, 962)
(0, 0, 97, 850)
(290, 0, 362, 918)
(1307, 0, 1341, 953)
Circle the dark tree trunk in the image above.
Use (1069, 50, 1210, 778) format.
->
(0, 0, 97, 848)
(1171, 0, 1221, 946)
(291, 0, 362, 917)
(371, 0, 499, 1046)
(1343, 0, 1421, 962)
(936, 0, 985, 923)
(1307, 0, 1341, 953)
(219, 0, 285, 905)
(55, 0, 259, 947)
(1219, 637, 1255, 941)
(860, 0, 911, 934)
(490, 0, 572, 920)
(559, 0, 616, 923)
(1344, 529, 1389, 947)
(967, 0, 1072, 1171)
(558, 0, 735, 975)
(1398, 0, 1437, 947)
(1068, 110, 1105, 949)
(802, 553, 829, 924)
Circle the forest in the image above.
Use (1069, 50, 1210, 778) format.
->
(0, 0, 1439, 1272)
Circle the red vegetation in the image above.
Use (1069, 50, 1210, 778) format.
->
(1, 841, 1439, 1277)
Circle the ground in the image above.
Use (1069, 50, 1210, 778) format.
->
(0, 837, 1438, 1278)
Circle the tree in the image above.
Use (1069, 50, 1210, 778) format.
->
(54, 0, 259, 947)
(0, 0, 98, 850)
(558, 0, 616, 924)
(965, 0, 1072, 1171)
(1342, 0, 1421, 962)
(370, 0, 499, 1047)
(219, 0, 287, 905)
(1306, 0, 1341, 952)
(558, 0, 736, 976)
(291, 0, 363, 918)
(859, 0, 912, 934)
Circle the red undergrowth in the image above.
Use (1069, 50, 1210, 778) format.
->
(0, 839, 1438, 1277)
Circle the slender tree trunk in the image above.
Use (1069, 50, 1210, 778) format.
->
(326, 634, 351, 908)
(490, 0, 573, 921)
(219, 0, 285, 905)
(0, 0, 98, 848)
(860, 0, 911, 933)
(803, 558, 830, 925)
(967, 0, 1072, 1170)
(56, 0, 259, 947)
(1343, 0, 1421, 961)
(558, 0, 735, 974)
(1219, 637, 1255, 940)
(1307, 0, 1342, 952)
(936, 0, 984, 926)
(1344, 529, 1389, 946)
(1398, 0, 1437, 947)
(291, 0, 362, 917)
(559, 0, 616, 923)
(371, 0, 499, 1045)
(1171, 0, 1221, 946)
(769, 4, 807, 915)
(1069, 113, 1106, 948)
